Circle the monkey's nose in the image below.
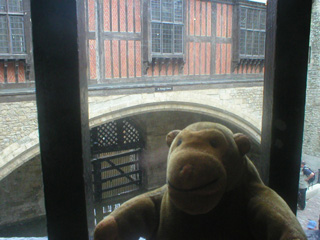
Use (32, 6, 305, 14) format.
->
(179, 164, 193, 178)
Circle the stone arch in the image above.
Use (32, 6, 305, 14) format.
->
(89, 92, 262, 144)
(0, 131, 40, 181)
(0, 92, 262, 181)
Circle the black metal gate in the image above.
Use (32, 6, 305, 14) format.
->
(91, 119, 144, 154)
(90, 119, 144, 222)
(92, 148, 142, 202)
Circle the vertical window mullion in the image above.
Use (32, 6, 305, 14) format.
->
(245, 31, 248, 57)
(7, 15, 12, 53)
(171, 23, 174, 54)
(172, 0, 174, 54)
(22, 16, 26, 53)
(160, 23, 163, 54)
(171, 0, 174, 23)
(251, 30, 254, 56)
(257, 31, 260, 57)
(258, 10, 261, 32)
(181, 25, 183, 54)
(160, 0, 162, 22)
(258, 11, 261, 57)
(173, 24, 175, 54)
(5, 0, 9, 53)
(245, 8, 247, 56)
(160, 0, 162, 54)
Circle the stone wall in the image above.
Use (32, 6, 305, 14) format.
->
(0, 101, 38, 151)
(0, 86, 264, 154)
(0, 156, 45, 227)
(303, 0, 320, 159)
(88, 85, 264, 136)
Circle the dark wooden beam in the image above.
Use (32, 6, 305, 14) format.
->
(31, 0, 94, 239)
(23, 0, 34, 82)
(261, 0, 312, 212)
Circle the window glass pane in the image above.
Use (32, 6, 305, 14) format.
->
(174, 0, 183, 23)
(151, 23, 161, 53)
(162, 0, 173, 22)
(246, 31, 253, 56)
(252, 31, 259, 55)
(240, 8, 247, 28)
(240, 6, 266, 58)
(259, 32, 265, 56)
(260, 11, 266, 30)
(10, 16, 25, 53)
(162, 23, 172, 53)
(174, 25, 182, 53)
(0, 0, 6, 11)
(240, 30, 246, 55)
(8, 0, 23, 12)
(151, 0, 183, 57)
(253, 10, 260, 30)
(247, 9, 253, 29)
(88, 0, 268, 230)
(0, 15, 8, 53)
(151, 0, 161, 21)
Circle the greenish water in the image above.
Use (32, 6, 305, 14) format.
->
(0, 217, 47, 238)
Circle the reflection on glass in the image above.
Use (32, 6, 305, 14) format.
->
(88, 1, 266, 238)
(0, 0, 270, 238)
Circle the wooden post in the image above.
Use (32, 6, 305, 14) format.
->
(261, 0, 312, 212)
(31, 0, 94, 239)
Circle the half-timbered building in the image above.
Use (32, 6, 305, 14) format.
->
(86, 0, 266, 86)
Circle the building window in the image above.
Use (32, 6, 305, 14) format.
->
(150, 0, 183, 57)
(0, 0, 25, 54)
(239, 6, 266, 59)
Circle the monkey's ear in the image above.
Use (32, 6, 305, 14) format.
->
(166, 130, 181, 147)
(233, 133, 251, 157)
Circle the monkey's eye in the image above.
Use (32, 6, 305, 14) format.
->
(177, 139, 182, 146)
(210, 140, 218, 148)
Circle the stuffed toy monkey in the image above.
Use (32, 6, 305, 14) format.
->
(94, 122, 306, 240)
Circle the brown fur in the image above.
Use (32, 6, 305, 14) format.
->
(94, 122, 306, 240)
